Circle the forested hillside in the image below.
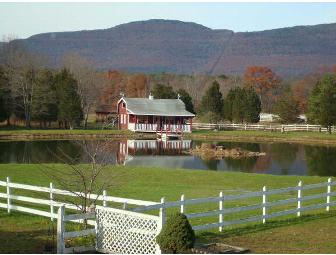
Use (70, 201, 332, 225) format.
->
(13, 20, 336, 77)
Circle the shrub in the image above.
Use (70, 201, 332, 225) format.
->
(156, 212, 195, 254)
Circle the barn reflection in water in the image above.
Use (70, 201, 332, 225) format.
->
(117, 140, 193, 165)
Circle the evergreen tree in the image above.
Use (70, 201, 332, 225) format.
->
(176, 88, 195, 113)
(232, 87, 246, 123)
(244, 87, 261, 123)
(223, 87, 236, 122)
(54, 69, 83, 129)
(32, 70, 58, 126)
(200, 81, 224, 118)
(274, 86, 300, 123)
(0, 67, 12, 124)
(151, 84, 177, 99)
(307, 74, 336, 133)
(224, 87, 261, 123)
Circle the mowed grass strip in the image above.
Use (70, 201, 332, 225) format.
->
(187, 130, 336, 145)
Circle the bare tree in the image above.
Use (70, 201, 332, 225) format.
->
(3, 38, 43, 127)
(62, 53, 105, 128)
(42, 139, 115, 226)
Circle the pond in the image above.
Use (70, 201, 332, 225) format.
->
(0, 139, 335, 176)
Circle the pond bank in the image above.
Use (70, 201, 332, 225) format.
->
(1, 129, 336, 146)
(185, 130, 336, 146)
(0, 129, 155, 141)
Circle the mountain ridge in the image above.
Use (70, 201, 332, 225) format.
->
(12, 19, 336, 77)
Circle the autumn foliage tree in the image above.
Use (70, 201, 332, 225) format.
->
(244, 66, 281, 112)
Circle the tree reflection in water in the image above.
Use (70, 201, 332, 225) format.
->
(305, 145, 336, 176)
(270, 143, 299, 174)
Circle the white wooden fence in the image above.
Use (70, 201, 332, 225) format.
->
(1, 177, 336, 252)
(57, 206, 96, 254)
(193, 122, 336, 133)
(133, 178, 336, 231)
(0, 177, 157, 222)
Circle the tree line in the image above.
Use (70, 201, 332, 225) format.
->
(0, 41, 106, 129)
(1, 39, 336, 129)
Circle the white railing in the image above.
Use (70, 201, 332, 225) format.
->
(0, 177, 157, 222)
(134, 123, 191, 133)
(1, 177, 335, 234)
(57, 206, 96, 254)
(133, 178, 335, 232)
(193, 123, 336, 133)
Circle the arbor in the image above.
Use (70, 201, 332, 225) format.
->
(200, 81, 223, 118)
(151, 84, 177, 99)
(244, 66, 281, 112)
(31, 70, 58, 126)
(176, 88, 194, 113)
(54, 69, 83, 129)
(274, 87, 300, 123)
(307, 74, 336, 133)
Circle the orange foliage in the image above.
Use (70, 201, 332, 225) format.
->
(244, 66, 281, 111)
(126, 74, 148, 98)
(244, 66, 281, 95)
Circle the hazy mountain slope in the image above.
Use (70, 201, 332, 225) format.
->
(16, 19, 336, 77)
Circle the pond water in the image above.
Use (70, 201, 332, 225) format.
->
(0, 139, 336, 177)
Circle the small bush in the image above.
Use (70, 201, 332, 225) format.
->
(156, 212, 195, 254)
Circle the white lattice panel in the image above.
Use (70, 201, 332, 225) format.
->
(96, 206, 161, 254)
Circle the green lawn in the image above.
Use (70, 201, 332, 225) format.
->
(0, 164, 335, 253)
(187, 130, 336, 145)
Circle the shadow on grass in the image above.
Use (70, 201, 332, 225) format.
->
(197, 210, 336, 242)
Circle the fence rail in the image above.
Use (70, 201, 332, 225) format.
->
(1, 177, 335, 234)
(0, 177, 158, 223)
(193, 122, 336, 133)
(57, 205, 96, 254)
(133, 178, 335, 232)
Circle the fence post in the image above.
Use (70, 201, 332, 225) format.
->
(244, 124, 247, 131)
(327, 178, 332, 212)
(219, 191, 224, 232)
(156, 198, 165, 255)
(281, 125, 285, 133)
(180, 194, 185, 214)
(6, 177, 11, 213)
(103, 190, 107, 207)
(122, 202, 127, 210)
(262, 186, 267, 224)
(57, 205, 65, 254)
(50, 182, 54, 221)
(297, 181, 302, 217)
(160, 197, 166, 225)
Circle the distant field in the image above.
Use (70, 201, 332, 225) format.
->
(0, 164, 335, 253)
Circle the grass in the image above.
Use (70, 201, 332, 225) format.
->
(0, 164, 335, 253)
(1, 126, 336, 145)
(187, 130, 336, 145)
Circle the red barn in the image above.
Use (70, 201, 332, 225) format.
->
(117, 95, 195, 133)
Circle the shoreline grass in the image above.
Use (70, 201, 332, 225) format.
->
(1, 127, 336, 145)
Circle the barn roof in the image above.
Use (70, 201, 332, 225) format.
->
(120, 97, 195, 117)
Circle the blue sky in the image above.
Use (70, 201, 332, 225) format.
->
(1, 2, 335, 39)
